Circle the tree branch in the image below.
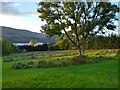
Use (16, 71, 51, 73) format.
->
(65, 2, 81, 47)
(56, 7, 76, 45)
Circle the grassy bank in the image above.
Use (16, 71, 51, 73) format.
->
(2, 49, 119, 88)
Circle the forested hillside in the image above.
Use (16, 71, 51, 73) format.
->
(0, 26, 57, 43)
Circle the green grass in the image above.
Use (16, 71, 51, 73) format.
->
(0, 58, 2, 89)
(2, 49, 119, 88)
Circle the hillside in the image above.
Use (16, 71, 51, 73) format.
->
(0, 26, 57, 43)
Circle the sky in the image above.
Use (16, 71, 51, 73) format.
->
(0, 2, 45, 33)
(0, 1, 119, 34)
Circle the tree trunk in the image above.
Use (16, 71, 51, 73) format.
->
(77, 46, 81, 56)
(81, 35, 85, 56)
(81, 39, 85, 56)
(81, 46, 84, 56)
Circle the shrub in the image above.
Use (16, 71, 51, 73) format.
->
(72, 56, 81, 64)
(27, 61, 34, 65)
(27, 65, 33, 68)
(47, 60, 57, 67)
(59, 60, 66, 66)
(12, 62, 22, 69)
(12, 62, 32, 69)
(21, 64, 32, 69)
(65, 59, 74, 65)
(33, 60, 47, 68)
(3, 56, 14, 62)
(72, 56, 89, 64)
(57, 58, 73, 67)
(0, 38, 16, 55)
(12, 56, 92, 69)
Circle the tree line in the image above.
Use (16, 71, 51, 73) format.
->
(54, 34, 120, 50)
(85, 34, 120, 49)
(18, 34, 120, 51)
(1, 34, 120, 55)
(17, 44, 48, 52)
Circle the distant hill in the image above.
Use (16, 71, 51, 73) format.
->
(0, 26, 57, 43)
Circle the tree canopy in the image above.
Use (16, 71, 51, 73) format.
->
(0, 38, 16, 55)
(37, 1, 119, 56)
(29, 40, 37, 46)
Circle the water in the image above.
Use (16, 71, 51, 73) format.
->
(13, 43, 43, 46)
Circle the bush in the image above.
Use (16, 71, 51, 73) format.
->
(27, 61, 34, 65)
(12, 57, 92, 69)
(0, 38, 16, 55)
(22, 64, 32, 69)
(72, 56, 81, 64)
(64, 59, 74, 65)
(3, 56, 14, 62)
(72, 56, 89, 64)
(33, 60, 47, 68)
(59, 60, 66, 66)
(12, 62, 22, 69)
(55, 58, 73, 67)
(47, 60, 57, 67)
(12, 62, 32, 69)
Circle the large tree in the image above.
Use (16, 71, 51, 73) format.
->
(37, 1, 119, 56)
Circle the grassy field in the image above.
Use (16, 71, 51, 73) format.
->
(2, 49, 119, 88)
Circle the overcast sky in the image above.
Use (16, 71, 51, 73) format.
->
(0, 1, 119, 34)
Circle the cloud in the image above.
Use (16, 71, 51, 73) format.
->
(21, 10, 39, 16)
(14, 3, 21, 6)
(0, 2, 21, 15)
(0, 2, 37, 16)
